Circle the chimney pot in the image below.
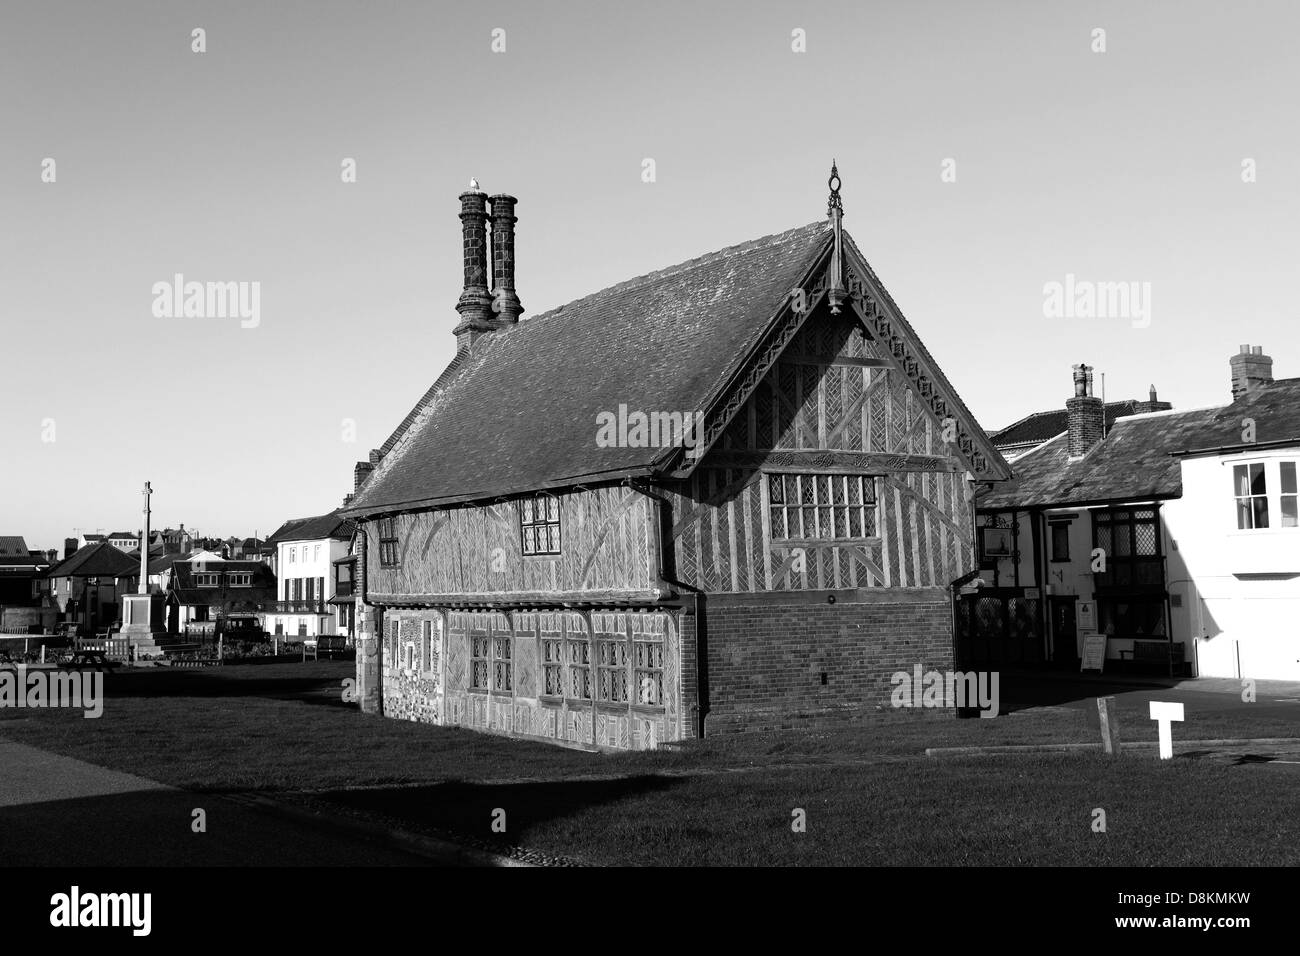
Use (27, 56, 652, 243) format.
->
(1067, 363, 1104, 458)
(1230, 344, 1273, 400)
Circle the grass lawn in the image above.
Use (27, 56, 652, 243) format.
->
(3, 661, 1298, 865)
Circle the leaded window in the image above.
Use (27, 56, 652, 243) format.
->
(542, 639, 564, 697)
(568, 639, 591, 699)
(634, 635, 665, 706)
(470, 635, 490, 689)
(378, 517, 400, 567)
(519, 495, 562, 555)
(768, 474, 875, 540)
(492, 636, 512, 692)
(597, 639, 628, 702)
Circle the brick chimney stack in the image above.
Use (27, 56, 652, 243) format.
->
(1230, 344, 1273, 400)
(1066, 363, 1104, 459)
(453, 181, 494, 351)
(1133, 384, 1172, 415)
(489, 194, 523, 325)
(352, 448, 382, 494)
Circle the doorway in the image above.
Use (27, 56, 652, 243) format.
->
(1049, 596, 1078, 669)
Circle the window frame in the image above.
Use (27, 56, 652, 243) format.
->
(518, 494, 562, 556)
(1049, 521, 1071, 563)
(1233, 461, 1270, 530)
(377, 517, 401, 568)
(767, 473, 877, 544)
(1231, 458, 1299, 532)
(491, 635, 513, 692)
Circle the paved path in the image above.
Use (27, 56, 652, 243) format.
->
(0, 738, 481, 866)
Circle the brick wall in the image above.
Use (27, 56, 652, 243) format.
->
(701, 590, 954, 734)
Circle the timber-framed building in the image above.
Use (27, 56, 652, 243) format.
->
(342, 168, 1009, 749)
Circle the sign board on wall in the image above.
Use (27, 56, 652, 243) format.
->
(1078, 600, 1096, 630)
(1080, 631, 1106, 673)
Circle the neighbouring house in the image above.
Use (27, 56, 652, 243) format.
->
(330, 549, 358, 644)
(340, 172, 1009, 750)
(974, 346, 1300, 680)
(0, 537, 57, 633)
(106, 530, 141, 551)
(114, 551, 184, 597)
(42, 541, 139, 636)
(160, 525, 194, 554)
(263, 512, 355, 638)
(167, 557, 277, 638)
(989, 392, 1172, 462)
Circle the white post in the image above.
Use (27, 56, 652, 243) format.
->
(1149, 701, 1185, 759)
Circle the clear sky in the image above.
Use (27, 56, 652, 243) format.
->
(2, 0, 1297, 553)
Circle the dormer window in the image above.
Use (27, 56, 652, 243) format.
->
(194, 572, 219, 587)
(229, 572, 251, 587)
(519, 495, 562, 555)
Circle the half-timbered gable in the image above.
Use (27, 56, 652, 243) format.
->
(343, 169, 1008, 749)
(667, 310, 975, 594)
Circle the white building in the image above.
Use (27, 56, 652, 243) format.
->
(262, 511, 354, 639)
(973, 347, 1300, 680)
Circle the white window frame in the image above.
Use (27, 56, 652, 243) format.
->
(1231, 457, 1300, 532)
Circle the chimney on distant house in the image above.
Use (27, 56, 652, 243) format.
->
(353, 456, 376, 493)
(46, 549, 57, 564)
(1066, 363, 1105, 459)
(453, 181, 495, 351)
(1133, 385, 1173, 415)
(1230, 344, 1273, 400)
(489, 194, 523, 325)
(64, 537, 78, 560)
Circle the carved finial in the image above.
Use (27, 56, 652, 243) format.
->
(826, 161, 846, 313)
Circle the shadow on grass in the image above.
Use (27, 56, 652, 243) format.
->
(99, 662, 354, 707)
(316, 775, 685, 851)
(0, 788, 437, 866)
(995, 670, 1173, 714)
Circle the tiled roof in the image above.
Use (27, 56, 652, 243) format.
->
(143, 554, 181, 575)
(170, 560, 276, 607)
(979, 379, 1300, 509)
(266, 511, 355, 544)
(0, 536, 29, 556)
(991, 401, 1142, 449)
(44, 542, 138, 579)
(0, 554, 48, 568)
(1168, 377, 1300, 455)
(348, 222, 838, 513)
